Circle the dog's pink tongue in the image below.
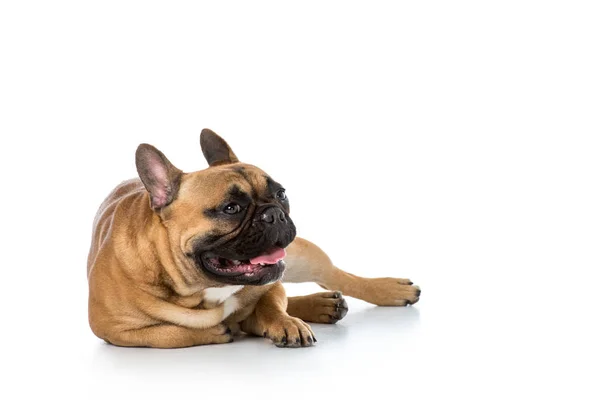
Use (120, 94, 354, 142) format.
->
(249, 248, 286, 265)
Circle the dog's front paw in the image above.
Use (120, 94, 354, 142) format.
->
(288, 291, 348, 324)
(311, 291, 348, 323)
(262, 316, 316, 348)
(362, 278, 421, 306)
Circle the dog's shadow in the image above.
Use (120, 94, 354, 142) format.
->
(90, 305, 420, 377)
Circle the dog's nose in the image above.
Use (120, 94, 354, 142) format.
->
(261, 207, 286, 224)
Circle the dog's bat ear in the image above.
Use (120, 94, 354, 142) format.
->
(135, 144, 183, 210)
(200, 129, 239, 167)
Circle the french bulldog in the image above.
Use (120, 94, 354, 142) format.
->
(87, 129, 420, 348)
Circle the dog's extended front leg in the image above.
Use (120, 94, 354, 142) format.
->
(241, 282, 316, 348)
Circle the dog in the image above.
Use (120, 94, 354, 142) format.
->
(87, 129, 420, 348)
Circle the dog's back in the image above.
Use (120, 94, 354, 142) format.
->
(87, 179, 145, 277)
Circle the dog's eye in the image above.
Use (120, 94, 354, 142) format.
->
(223, 203, 242, 215)
(276, 189, 287, 201)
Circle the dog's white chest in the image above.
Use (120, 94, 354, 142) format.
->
(202, 285, 243, 304)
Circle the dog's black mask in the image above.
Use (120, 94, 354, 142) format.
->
(191, 180, 296, 286)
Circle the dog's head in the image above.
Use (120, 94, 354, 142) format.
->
(135, 129, 295, 286)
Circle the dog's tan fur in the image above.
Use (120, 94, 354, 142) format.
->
(87, 130, 419, 348)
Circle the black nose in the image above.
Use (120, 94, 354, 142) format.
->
(261, 207, 286, 224)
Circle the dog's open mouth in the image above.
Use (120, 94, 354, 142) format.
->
(200, 247, 286, 283)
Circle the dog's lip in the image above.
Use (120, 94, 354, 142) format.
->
(199, 254, 283, 277)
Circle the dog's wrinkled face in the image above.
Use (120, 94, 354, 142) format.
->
(179, 163, 295, 285)
(135, 129, 296, 286)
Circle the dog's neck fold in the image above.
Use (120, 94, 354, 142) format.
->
(140, 199, 209, 297)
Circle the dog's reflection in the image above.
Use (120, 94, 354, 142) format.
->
(91, 305, 420, 378)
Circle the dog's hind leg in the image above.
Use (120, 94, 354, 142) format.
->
(104, 324, 234, 348)
(283, 237, 421, 307)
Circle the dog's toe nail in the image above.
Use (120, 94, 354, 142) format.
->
(339, 307, 348, 319)
(408, 281, 413, 285)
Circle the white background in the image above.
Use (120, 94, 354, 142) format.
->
(1, 1, 599, 399)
